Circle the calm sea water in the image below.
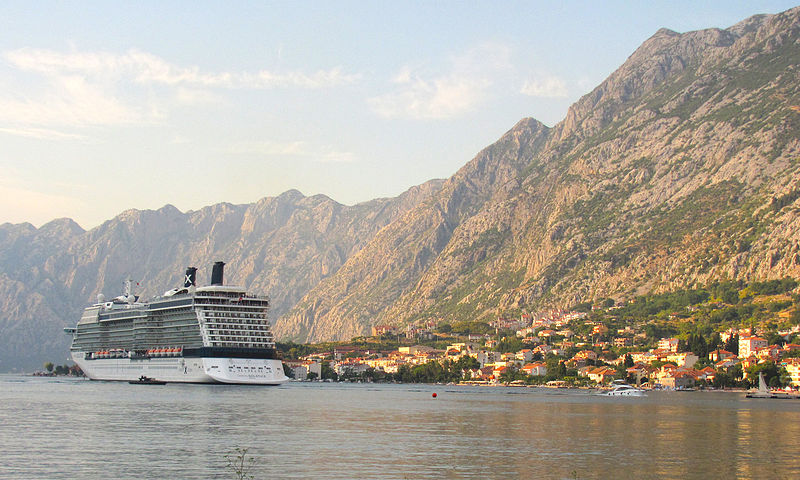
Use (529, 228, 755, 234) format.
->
(1, 376, 799, 479)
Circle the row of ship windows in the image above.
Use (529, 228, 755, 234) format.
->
(205, 323, 266, 330)
(204, 312, 265, 319)
(206, 318, 269, 329)
(207, 332, 272, 339)
(211, 340, 272, 348)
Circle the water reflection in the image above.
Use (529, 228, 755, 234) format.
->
(1, 378, 799, 479)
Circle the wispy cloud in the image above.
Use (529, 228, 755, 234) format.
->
(369, 43, 512, 120)
(4, 47, 360, 89)
(0, 126, 88, 141)
(0, 47, 360, 134)
(231, 140, 355, 163)
(521, 75, 569, 98)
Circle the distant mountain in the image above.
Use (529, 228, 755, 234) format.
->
(3, 7, 800, 370)
(0, 180, 443, 371)
(275, 6, 800, 342)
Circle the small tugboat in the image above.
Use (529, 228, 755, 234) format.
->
(128, 375, 167, 385)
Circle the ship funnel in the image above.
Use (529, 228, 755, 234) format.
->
(184, 267, 198, 288)
(210, 261, 225, 286)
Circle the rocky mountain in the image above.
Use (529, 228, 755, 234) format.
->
(3, 7, 800, 370)
(0, 180, 443, 371)
(275, 6, 800, 342)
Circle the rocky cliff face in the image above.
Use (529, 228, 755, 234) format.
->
(0, 180, 442, 371)
(276, 6, 800, 341)
(3, 7, 800, 368)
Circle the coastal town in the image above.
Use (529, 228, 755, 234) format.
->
(282, 280, 800, 392)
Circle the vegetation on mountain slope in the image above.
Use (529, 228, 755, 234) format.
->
(277, 7, 800, 342)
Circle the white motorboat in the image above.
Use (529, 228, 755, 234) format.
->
(603, 382, 646, 396)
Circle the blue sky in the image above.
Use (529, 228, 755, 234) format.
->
(1, 1, 797, 229)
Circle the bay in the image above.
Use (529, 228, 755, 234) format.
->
(1, 375, 799, 479)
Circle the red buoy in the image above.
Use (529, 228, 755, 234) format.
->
(432, 392, 437, 398)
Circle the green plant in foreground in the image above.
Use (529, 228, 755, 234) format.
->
(225, 447, 256, 480)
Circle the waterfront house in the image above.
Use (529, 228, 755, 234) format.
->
(371, 325, 397, 337)
(626, 364, 650, 381)
(740, 355, 760, 371)
(479, 366, 495, 381)
(738, 336, 768, 358)
(783, 343, 800, 355)
(708, 349, 736, 362)
(576, 349, 598, 361)
(660, 370, 697, 389)
(398, 345, 434, 355)
(521, 362, 547, 376)
(666, 352, 699, 368)
(698, 366, 716, 382)
(538, 329, 557, 338)
(629, 352, 652, 364)
(587, 366, 616, 384)
(613, 337, 632, 348)
(658, 338, 679, 353)
(781, 358, 800, 387)
(715, 358, 739, 370)
(516, 349, 534, 363)
(756, 345, 782, 361)
(534, 344, 554, 356)
(592, 324, 609, 335)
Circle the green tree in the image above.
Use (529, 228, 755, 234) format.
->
(498, 365, 524, 384)
(44, 362, 54, 373)
(712, 370, 735, 389)
(495, 336, 524, 353)
(321, 362, 338, 381)
(724, 334, 739, 354)
(623, 354, 634, 368)
(708, 332, 722, 352)
(791, 308, 800, 325)
(746, 360, 785, 388)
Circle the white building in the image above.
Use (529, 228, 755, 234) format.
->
(658, 338, 679, 353)
(739, 336, 768, 358)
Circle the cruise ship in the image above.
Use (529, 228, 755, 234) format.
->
(64, 262, 288, 384)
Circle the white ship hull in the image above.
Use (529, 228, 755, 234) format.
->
(72, 352, 288, 385)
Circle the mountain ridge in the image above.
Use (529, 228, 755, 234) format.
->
(275, 6, 800, 342)
(0, 180, 444, 370)
(2, 6, 800, 369)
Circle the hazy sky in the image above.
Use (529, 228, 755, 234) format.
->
(1, 1, 797, 229)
